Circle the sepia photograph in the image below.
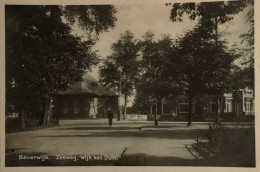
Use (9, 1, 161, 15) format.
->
(1, 0, 257, 169)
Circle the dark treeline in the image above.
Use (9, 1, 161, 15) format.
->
(5, 5, 117, 128)
(99, 1, 254, 126)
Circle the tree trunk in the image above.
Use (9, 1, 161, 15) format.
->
(154, 98, 158, 126)
(214, 16, 219, 47)
(123, 94, 127, 120)
(149, 95, 153, 121)
(41, 96, 52, 127)
(19, 110, 26, 129)
(161, 98, 164, 116)
(19, 88, 27, 129)
(216, 95, 222, 125)
(187, 94, 193, 126)
(117, 100, 121, 121)
(118, 78, 122, 121)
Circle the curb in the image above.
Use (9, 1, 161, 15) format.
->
(186, 144, 204, 160)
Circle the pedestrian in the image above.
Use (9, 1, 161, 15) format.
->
(171, 110, 176, 121)
(107, 108, 114, 128)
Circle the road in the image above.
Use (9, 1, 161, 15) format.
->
(5, 119, 253, 166)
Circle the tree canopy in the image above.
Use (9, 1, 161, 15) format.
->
(5, 5, 117, 127)
(168, 0, 251, 125)
(237, 1, 254, 90)
(99, 30, 140, 120)
(170, 1, 248, 24)
(133, 32, 178, 125)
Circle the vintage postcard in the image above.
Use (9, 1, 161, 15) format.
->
(0, 0, 259, 171)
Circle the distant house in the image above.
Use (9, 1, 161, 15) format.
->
(232, 87, 255, 116)
(52, 73, 119, 119)
(160, 88, 255, 120)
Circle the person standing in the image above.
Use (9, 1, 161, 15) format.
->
(107, 108, 114, 127)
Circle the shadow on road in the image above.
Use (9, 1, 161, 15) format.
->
(116, 153, 255, 167)
(38, 129, 208, 140)
(52, 126, 140, 131)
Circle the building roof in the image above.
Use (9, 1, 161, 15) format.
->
(58, 73, 118, 97)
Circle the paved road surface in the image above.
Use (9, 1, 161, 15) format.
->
(5, 119, 253, 166)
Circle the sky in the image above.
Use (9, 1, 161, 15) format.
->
(72, 3, 253, 106)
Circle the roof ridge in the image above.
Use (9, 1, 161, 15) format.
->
(58, 73, 117, 96)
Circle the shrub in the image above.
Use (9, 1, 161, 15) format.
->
(193, 123, 255, 166)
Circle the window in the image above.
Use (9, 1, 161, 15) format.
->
(225, 99, 232, 112)
(62, 100, 69, 114)
(179, 105, 189, 113)
(245, 100, 251, 112)
(179, 100, 195, 113)
(73, 100, 80, 114)
(210, 99, 217, 113)
(226, 104, 230, 112)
